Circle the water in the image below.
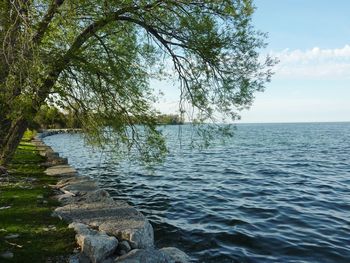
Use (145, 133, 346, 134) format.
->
(43, 123, 350, 263)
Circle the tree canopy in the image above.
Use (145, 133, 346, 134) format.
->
(0, 0, 275, 164)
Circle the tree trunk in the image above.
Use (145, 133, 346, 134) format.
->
(0, 118, 28, 166)
(0, 118, 12, 151)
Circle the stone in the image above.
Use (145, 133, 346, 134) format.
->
(46, 151, 59, 160)
(50, 157, 68, 165)
(45, 165, 77, 177)
(1, 251, 14, 259)
(0, 166, 8, 176)
(70, 223, 118, 263)
(68, 254, 80, 263)
(24, 177, 37, 183)
(69, 222, 93, 236)
(115, 249, 173, 263)
(77, 253, 91, 263)
(98, 212, 154, 249)
(159, 248, 191, 263)
(62, 179, 99, 194)
(83, 189, 114, 204)
(55, 202, 154, 249)
(118, 241, 131, 253)
(5, 234, 19, 239)
(56, 188, 114, 205)
(77, 232, 118, 263)
(100, 219, 153, 249)
(101, 257, 115, 263)
(54, 192, 76, 204)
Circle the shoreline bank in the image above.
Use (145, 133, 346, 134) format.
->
(34, 132, 190, 263)
(0, 138, 76, 262)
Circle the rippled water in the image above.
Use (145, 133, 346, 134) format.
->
(43, 123, 350, 263)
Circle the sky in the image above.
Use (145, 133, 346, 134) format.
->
(154, 0, 350, 123)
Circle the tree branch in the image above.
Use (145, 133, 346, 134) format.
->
(32, 0, 65, 44)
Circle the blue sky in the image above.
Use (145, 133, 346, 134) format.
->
(155, 0, 350, 123)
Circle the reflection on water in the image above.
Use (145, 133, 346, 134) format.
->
(44, 123, 350, 262)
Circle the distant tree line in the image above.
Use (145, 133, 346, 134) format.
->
(153, 114, 184, 125)
(30, 105, 183, 130)
(29, 104, 81, 130)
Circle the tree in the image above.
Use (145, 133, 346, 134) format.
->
(0, 0, 275, 165)
(33, 104, 67, 129)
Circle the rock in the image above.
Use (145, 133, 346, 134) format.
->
(69, 222, 94, 236)
(159, 248, 191, 263)
(115, 249, 173, 263)
(0, 166, 8, 176)
(70, 223, 118, 263)
(78, 253, 91, 263)
(98, 214, 154, 249)
(50, 157, 68, 165)
(46, 151, 59, 160)
(101, 257, 115, 263)
(54, 189, 112, 207)
(24, 177, 37, 183)
(55, 201, 154, 249)
(77, 232, 118, 263)
(54, 192, 76, 204)
(5, 234, 19, 239)
(118, 241, 131, 253)
(1, 251, 14, 259)
(54, 179, 111, 204)
(45, 165, 77, 177)
(68, 254, 80, 263)
(62, 180, 99, 195)
(83, 189, 114, 204)
(69, 253, 91, 263)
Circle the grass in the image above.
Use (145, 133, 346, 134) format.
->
(0, 135, 76, 262)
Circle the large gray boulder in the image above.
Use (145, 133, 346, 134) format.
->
(115, 249, 173, 263)
(159, 248, 191, 263)
(99, 218, 154, 249)
(83, 189, 114, 204)
(55, 188, 114, 205)
(55, 201, 154, 249)
(61, 178, 99, 194)
(118, 240, 132, 254)
(70, 223, 118, 263)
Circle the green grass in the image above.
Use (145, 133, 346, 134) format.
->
(0, 140, 76, 262)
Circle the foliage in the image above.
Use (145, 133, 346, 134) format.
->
(32, 104, 80, 129)
(30, 104, 184, 129)
(22, 129, 37, 141)
(156, 114, 184, 125)
(33, 105, 66, 129)
(0, 0, 276, 163)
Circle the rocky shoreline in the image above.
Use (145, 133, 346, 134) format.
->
(32, 135, 190, 263)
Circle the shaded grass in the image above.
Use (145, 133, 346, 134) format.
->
(0, 141, 76, 262)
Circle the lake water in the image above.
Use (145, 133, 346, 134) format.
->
(43, 123, 350, 263)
